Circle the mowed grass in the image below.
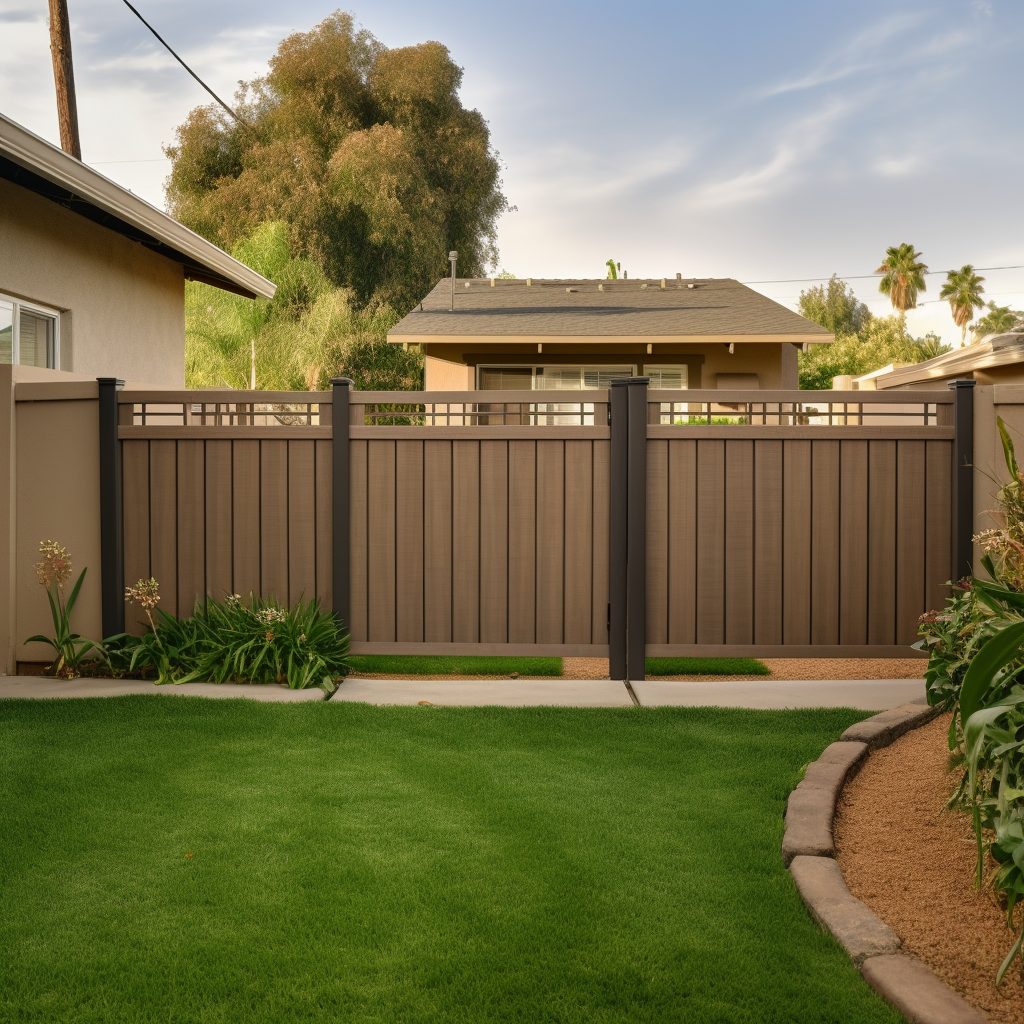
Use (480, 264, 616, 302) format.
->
(645, 657, 771, 676)
(348, 654, 562, 676)
(0, 699, 901, 1024)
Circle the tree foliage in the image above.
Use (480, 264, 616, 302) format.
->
(876, 242, 928, 312)
(186, 222, 422, 391)
(973, 302, 1024, 341)
(797, 275, 948, 389)
(940, 265, 986, 341)
(165, 11, 508, 312)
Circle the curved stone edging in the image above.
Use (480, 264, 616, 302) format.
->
(784, 701, 988, 1024)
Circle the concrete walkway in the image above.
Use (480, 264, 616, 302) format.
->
(0, 676, 326, 701)
(0, 675, 927, 710)
(332, 677, 926, 710)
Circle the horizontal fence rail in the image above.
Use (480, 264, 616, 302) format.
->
(102, 384, 963, 664)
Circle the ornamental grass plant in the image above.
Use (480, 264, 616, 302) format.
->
(107, 584, 349, 689)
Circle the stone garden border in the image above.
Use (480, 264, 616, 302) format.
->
(784, 700, 989, 1024)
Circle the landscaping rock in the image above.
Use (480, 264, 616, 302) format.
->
(782, 787, 837, 863)
(789, 856, 902, 965)
(860, 955, 987, 1024)
(814, 740, 869, 771)
(839, 703, 942, 750)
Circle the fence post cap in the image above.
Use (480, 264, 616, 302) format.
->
(96, 377, 125, 388)
(947, 379, 977, 389)
(627, 376, 651, 386)
(330, 377, 355, 389)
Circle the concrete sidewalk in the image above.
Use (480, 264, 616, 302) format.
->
(0, 676, 326, 701)
(331, 677, 926, 710)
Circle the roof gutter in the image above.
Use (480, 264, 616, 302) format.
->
(0, 112, 275, 300)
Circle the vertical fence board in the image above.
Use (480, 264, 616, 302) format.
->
(508, 441, 536, 643)
(536, 440, 565, 644)
(646, 439, 669, 644)
(149, 439, 178, 617)
(366, 440, 397, 642)
(348, 440, 368, 642)
(232, 440, 260, 603)
(314, 440, 332, 611)
(668, 439, 697, 644)
(480, 440, 509, 643)
(925, 440, 952, 613)
(811, 440, 840, 645)
(423, 440, 453, 642)
(452, 441, 480, 643)
(896, 440, 927, 645)
(696, 439, 725, 644)
(783, 440, 812, 644)
(176, 439, 205, 617)
(753, 440, 783, 644)
(204, 439, 232, 602)
(868, 440, 898, 645)
(564, 440, 594, 645)
(724, 439, 754, 644)
(839, 440, 869, 645)
(287, 440, 316, 606)
(122, 439, 150, 635)
(260, 440, 289, 603)
(591, 439, 610, 646)
(395, 440, 424, 643)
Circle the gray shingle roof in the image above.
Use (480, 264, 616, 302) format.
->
(389, 277, 831, 338)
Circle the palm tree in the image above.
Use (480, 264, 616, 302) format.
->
(939, 265, 985, 342)
(876, 243, 928, 314)
(971, 302, 1023, 341)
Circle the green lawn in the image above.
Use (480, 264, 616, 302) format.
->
(645, 657, 771, 676)
(0, 699, 901, 1024)
(348, 654, 562, 676)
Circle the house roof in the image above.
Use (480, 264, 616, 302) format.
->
(388, 277, 832, 344)
(0, 112, 275, 300)
(876, 333, 1024, 388)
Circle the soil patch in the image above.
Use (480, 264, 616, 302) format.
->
(835, 713, 1024, 1022)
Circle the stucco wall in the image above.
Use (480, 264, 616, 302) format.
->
(425, 355, 474, 390)
(0, 177, 185, 385)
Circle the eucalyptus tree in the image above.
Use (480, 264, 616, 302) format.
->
(876, 243, 928, 314)
(165, 11, 508, 312)
(939, 265, 986, 342)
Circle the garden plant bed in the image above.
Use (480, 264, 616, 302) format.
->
(1, 698, 904, 1023)
(834, 712, 1024, 1022)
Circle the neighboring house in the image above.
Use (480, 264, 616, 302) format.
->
(388, 276, 832, 391)
(0, 112, 274, 385)
(874, 333, 1024, 390)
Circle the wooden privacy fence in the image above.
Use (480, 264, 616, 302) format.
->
(97, 378, 974, 679)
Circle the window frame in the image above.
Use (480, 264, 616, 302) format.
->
(475, 363, 640, 390)
(0, 292, 60, 369)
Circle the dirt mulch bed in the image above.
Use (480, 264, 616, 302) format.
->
(350, 658, 925, 682)
(835, 713, 1024, 1023)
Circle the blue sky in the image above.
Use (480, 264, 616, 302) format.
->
(3, 0, 1023, 341)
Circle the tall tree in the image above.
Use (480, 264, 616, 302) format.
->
(165, 11, 508, 312)
(939, 265, 985, 342)
(798, 274, 872, 336)
(876, 243, 928, 314)
(971, 302, 1023, 340)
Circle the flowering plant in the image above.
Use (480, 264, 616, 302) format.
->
(24, 540, 101, 678)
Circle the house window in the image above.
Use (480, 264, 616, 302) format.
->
(477, 365, 637, 390)
(643, 365, 688, 389)
(0, 295, 59, 369)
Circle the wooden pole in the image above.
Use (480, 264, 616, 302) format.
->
(48, 0, 81, 159)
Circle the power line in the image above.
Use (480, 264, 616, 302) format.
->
(118, 0, 247, 126)
(743, 265, 1024, 285)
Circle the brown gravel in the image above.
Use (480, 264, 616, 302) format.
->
(350, 657, 925, 681)
(834, 713, 1024, 1022)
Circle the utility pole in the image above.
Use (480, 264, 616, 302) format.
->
(48, 0, 81, 159)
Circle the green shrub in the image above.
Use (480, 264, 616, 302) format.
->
(107, 586, 349, 689)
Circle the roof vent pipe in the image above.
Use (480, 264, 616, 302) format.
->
(449, 250, 458, 310)
(660, 278, 666, 289)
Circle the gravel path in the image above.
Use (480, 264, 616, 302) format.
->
(835, 713, 1024, 1023)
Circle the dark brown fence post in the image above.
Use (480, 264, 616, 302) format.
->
(97, 377, 124, 638)
(626, 377, 649, 682)
(332, 378, 353, 632)
(949, 379, 976, 581)
(609, 381, 628, 680)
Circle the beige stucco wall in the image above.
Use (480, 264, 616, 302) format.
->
(0, 176, 185, 385)
(425, 355, 474, 390)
